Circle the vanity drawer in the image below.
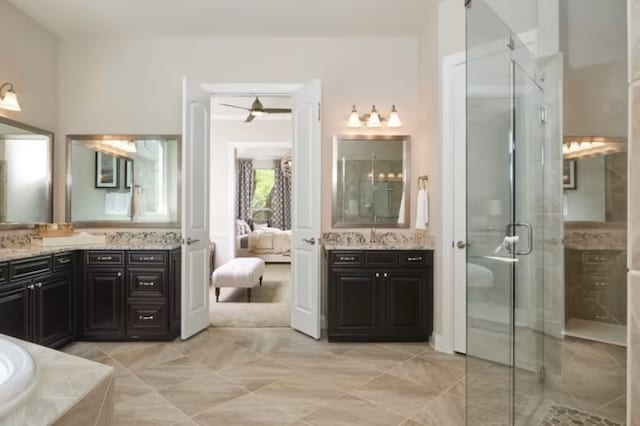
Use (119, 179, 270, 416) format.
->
(365, 251, 397, 268)
(0, 263, 8, 285)
(128, 269, 167, 298)
(330, 251, 364, 267)
(582, 252, 620, 264)
(582, 276, 617, 292)
(399, 252, 432, 268)
(10, 256, 52, 280)
(127, 301, 168, 337)
(54, 253, 75, 272)
(86, 251, 125, 266)
(128, 251, 167, 266)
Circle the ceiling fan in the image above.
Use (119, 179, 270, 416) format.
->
(220, 96, 292, 122)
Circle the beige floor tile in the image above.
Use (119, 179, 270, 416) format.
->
(63, 342, 110, 363)
(374, 342, 434, 356)
(114, 391, 190, 426)
(265, 343, 339, 369)
(111, 343, 183, 371)
(338, 346, 413, 371)
(351, 373, 439, 417)
(112, 367, 154, 403)
(302, 394, 404, 426)
(389, 352, 465, 392)
(445, 378, 465, 399)
(252, 373, 344, 418)
(594, 394, 627, 424)
(135, 356, 219, 391)
(157, 375, 248, 417)
(96, 341, 160, 356)
(191, 393, 297, 426)
(302, 357, 382, 392)
(410, 393, 465, 426)
(217, 355, 295, 391)
(189, 341, 259, 371)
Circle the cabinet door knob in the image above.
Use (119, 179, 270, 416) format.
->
(117, 272, 122, 277)
(384, 273, 388, 278)
(375, 273, 380, 278)
(27, 284, 35, 290)
(36, 282, 42, 288)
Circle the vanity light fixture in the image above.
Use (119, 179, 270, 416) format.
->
(346, 105, 402, 128)
(562, 136, 625, 159)
(0, 83, 21, 111)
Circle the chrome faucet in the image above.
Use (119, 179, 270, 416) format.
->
(370, 227, 377, 244)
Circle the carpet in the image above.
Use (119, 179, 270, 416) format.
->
(209, 263, 291, 327)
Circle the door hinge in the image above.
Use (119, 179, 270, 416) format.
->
(465, 0, 472, 8)
(507, 36, 516, 51)
(318, 102, 321, 122)
(538, 106, 548, 124)
(538, 366, 546, 384)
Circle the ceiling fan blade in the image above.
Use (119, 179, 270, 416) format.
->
(264, 108, 292, 114)
(245, 113, 256, 123)
(220, 103, 251, 111)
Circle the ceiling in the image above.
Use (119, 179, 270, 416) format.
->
(9, 0, 430, 38)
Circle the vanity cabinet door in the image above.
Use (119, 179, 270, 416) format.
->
(329, 270, 379, 339)
(83, 268, 125, 339)
(0, 284, 32, 341)
(381, 271, 431, 340)
(35, 274, 73, 347)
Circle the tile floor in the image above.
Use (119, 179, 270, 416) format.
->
(63, 327, 465, 426)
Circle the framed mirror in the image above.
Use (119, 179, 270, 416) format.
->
(0, 117, 53, 228)
(67, 135, 181, 227)
(333, 134, 410, 228)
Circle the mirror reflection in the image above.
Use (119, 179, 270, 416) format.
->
(0, 118, 52, 226)
(68, 136, 180, 225)
(333, 135, 409, 228)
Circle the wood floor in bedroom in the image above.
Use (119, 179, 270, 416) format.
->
(63, 327, 465, 426)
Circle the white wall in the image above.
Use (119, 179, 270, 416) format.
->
(0, 0, 58, 131)
(57, 37, 424, 229)
(564, 157, 606, 222)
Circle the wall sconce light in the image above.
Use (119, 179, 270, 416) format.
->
(0, 83, 21, 111)
(347, 104, 402, 128)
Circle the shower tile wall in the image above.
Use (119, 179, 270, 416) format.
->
(628, 0, 640, 422)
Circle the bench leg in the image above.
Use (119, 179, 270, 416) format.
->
(215, 287, 220, 303)
(259, 276, 263, 286)
(247, 288, 252, 303)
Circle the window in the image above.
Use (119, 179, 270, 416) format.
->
(252, 169, 275, 221)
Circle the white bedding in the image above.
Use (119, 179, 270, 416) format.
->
(244, 227, 291, 254)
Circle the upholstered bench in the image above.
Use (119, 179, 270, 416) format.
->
(212, 257, 265, 303)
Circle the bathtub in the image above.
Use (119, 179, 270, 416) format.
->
(0, 337, 38, 418)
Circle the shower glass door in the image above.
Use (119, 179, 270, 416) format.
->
(466, 1, 545, 425)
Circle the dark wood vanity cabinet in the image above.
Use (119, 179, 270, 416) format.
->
(0, 253, 75, 348)
(80, 249, 180, 341)
(327, 250, 433, 342)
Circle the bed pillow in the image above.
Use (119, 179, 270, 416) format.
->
(235, 219, 251, 235)
(253, 221, 269, 231)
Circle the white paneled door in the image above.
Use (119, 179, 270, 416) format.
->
(181, 77, 211, 340)
(290, 80, 322, 339)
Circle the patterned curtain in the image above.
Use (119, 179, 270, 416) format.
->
(270, 159, 291, 230)
(237, 159, 254, 221)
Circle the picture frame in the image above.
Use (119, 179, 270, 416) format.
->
(124, 160, 133, 189)
(95, 152, 119, 188)
(563, 160, 577, 190)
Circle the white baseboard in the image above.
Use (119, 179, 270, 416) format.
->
(433, 332, 455, 354)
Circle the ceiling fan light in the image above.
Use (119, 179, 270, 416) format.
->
(387, 105, 402, 128)
(367, 105, 381, 128)
(347, 105, 362, 127)
(251, 110, 265, 116)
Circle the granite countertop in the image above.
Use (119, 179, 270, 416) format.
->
(1, 335, 114, 425)
(564, 229, 627, 251)
(0, 242, 182, 262)
(323, 243, 434, 251)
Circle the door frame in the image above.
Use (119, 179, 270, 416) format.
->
(440, 50, 467, 354)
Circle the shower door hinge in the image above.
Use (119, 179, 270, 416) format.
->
(538, 106, 548, 124)
(318, 102, 322, 122)
(507, 36, 516, 51)
(538, 367, 546, 384)
(465, 0, 472, 8)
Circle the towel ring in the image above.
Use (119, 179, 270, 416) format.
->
(417, 175, 428, 190)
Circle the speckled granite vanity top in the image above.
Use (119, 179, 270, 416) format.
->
(564, 228, 627, 251)
(323, 243, 434, 251)
(322, 230, 434, 251)
(0, 242, 182, 262)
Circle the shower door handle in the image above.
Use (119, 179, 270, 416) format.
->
(505, 223, 533, 255)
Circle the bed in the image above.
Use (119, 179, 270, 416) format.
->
(236, 220, 291, 263)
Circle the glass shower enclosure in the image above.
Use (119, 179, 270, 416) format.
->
(466, 1, 546, 424)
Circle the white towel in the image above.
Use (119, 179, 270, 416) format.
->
(415, 188, 429, 229)
(132, 186, 146, 220)
(397, 191, 406, 224)
(563, 193, 568, 216)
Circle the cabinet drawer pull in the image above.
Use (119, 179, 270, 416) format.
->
(140, 281, 155, 287)
(35, 282, 42, 288)
(98, 256, 113, 261)
(339, 256, 355, 261)
(407, 257, 423, 262)
(595, 315, 607, 320)
(594, 281, 609, 287)
(117, 272, 122, 277)
(139, 315, 155, 321)
(375, 273, 380, 278)
(58, 258, 71, 264)
(27, 284, 35, 290)
(384, 272, 388, 278)
(141, 257, 156, 261)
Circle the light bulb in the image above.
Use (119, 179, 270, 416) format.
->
(347, 105, 362, 127)
(367, 105, 382, 128)
(387, 105, 402, 128)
